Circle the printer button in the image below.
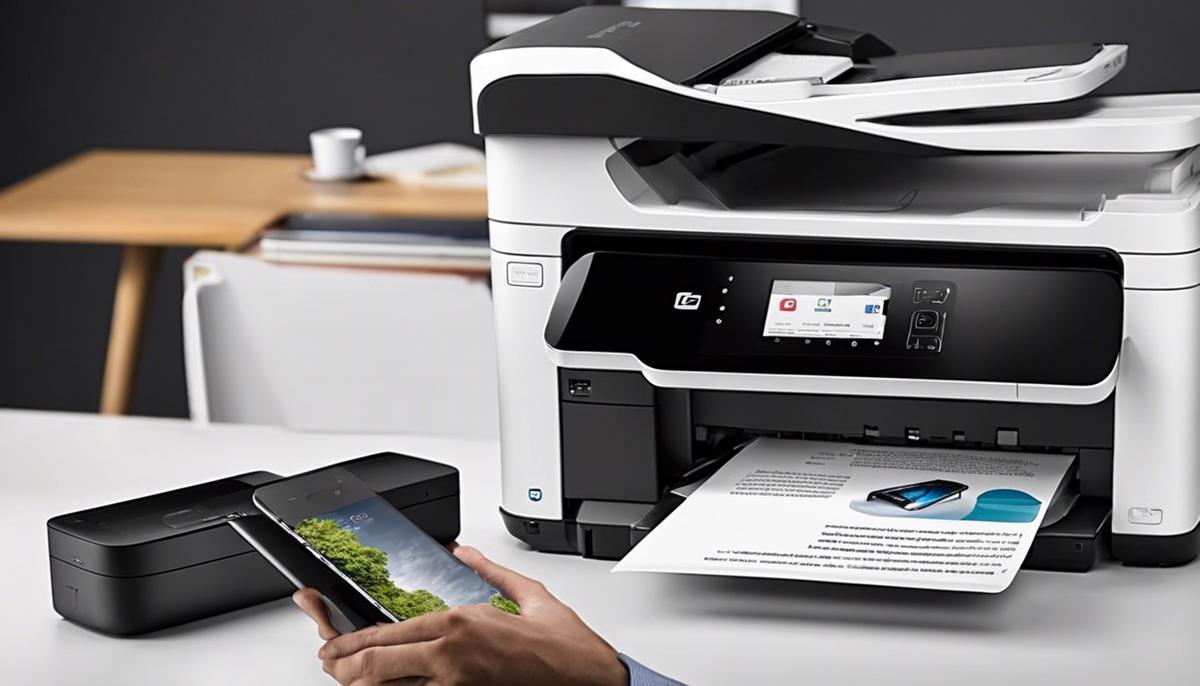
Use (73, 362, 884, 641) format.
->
(914, 311, 939, 329)
(907, 335, 941, 352)
(1128, 507, 1163, 525)
(506, 262, 543, 288)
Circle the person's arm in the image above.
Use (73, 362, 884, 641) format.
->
(292, 545, 679, 686)
(619, 654, 686, 686)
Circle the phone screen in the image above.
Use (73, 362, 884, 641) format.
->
(891, 481, 965, 509)
(294, 494, 518, 620)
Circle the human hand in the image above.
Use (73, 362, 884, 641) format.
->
(292, 545, 629, 686)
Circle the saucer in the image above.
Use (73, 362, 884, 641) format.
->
(301, 166, 367, 183)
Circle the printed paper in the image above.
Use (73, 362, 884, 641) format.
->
(615, 439, 1075, 593)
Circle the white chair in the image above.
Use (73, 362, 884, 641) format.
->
(182, 251, 499, 438)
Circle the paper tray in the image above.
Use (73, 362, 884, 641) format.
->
(626, 459, 1110, 573)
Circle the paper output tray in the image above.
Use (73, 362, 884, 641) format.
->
(1026, 496, 1111, 573)
(622, 463, 1111, 574)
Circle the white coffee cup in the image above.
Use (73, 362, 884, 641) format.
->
(309, 127, 365, 180)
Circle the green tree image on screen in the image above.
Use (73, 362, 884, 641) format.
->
(296, 518, 518, 619)
(489, 594, 520, 614)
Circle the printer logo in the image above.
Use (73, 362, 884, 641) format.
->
(673, 292, 702, 310)
(528, 488, 543, 502)
(586, 20, 642, 40)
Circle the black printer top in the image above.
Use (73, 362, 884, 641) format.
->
(481, 6, 800, 85)
(473, 7, 1126, 151)
(47, 472, 277, 546)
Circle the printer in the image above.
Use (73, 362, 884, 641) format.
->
(471, 7, 1200, 570)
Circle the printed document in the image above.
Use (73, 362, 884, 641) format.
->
(615, 439, 1076, 593)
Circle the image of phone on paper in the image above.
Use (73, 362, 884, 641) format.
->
(253, 467, 518, 622)
(867, 479, 969, 511)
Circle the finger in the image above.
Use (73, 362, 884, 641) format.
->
(328, 643, 438, 684)
(453, 545, 549, 606)
(293, 588, 341, 641)
(320, 613, 454, 660)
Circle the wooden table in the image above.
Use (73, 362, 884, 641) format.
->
(0, 149, 487, 415)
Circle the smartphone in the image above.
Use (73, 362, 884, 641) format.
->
(229, 514, 390, 633)
(252, 467, 518, 622)
(867, 479, 969, 511)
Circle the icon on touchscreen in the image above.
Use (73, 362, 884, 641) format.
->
(779, 297, 797, 311)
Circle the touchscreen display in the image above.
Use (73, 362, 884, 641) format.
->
(762, 280, 891, 340)
(296, 495, 519, 620)
(893, 482, 961, 508)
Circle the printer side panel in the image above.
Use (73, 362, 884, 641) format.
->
(1113, 286, 1200, 565)
(490, 248, 565, 525)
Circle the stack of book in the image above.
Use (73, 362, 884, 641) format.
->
(259, 213, 490, 272)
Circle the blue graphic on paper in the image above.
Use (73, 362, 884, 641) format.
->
(962, 489, 1042, 523)
(850, 488, 1042, 523)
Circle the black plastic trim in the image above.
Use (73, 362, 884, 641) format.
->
(1025, 497, 1111, 573)
(1112, 522, 1200, 567)
(692, 392, 1115, 451)
(560, 228, 1124, 276)
(47, 547, 262, 582)
(547, 249, 1122, 385)
(846, 43, 1101, 84)
(500, 507, 578, 554)
(478, 75, 944, 152)
(480, 7, 800, 85)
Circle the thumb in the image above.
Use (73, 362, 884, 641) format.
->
(453, 545, 551, 606)
(292, 588, 341, 640)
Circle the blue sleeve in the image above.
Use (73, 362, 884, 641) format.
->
(619, 653, 687, 686)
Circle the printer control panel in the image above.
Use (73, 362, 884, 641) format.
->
(546, 250, 1123, 386)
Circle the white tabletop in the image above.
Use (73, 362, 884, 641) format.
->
(4, 409, 1198, 686)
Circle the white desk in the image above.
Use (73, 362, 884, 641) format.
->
(4, 410, 1198, 686)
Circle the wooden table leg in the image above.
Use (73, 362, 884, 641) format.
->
(99, 245, 164, 415)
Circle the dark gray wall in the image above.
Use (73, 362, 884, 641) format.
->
(803, 0, 1198, 95)
(2, 1, 1196, 417)
(0, 0, 488, 416)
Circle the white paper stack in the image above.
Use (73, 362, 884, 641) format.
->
(363, 143, 486, 189)
(703, 53, 854, 101)
(718, 53, 854, 87)
(259, 214, 490, 272)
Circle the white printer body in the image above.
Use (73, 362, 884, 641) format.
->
(471, 7, 1200, 569)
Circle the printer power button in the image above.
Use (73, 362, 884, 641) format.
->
(1128, 507, 1163, 525)
(506, 262, 543, 287)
